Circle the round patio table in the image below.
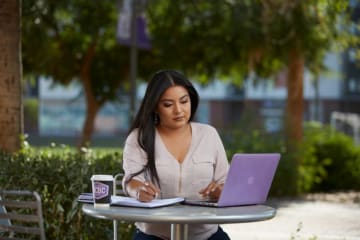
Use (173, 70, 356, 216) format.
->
(82, 203, 276, 240)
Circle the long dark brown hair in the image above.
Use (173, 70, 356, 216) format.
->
(125, 70, 199, 186)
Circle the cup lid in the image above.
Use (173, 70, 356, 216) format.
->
(91, 174, 114, 181)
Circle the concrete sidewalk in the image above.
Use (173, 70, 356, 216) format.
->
(222, 195, 360, 240)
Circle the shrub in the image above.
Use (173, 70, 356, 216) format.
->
(301, 122, 360, 192)
(222, 121, 360, 196)
(0, 144, 134, 240)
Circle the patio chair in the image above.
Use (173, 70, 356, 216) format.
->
(113, 173, 124, 240)
(0, 190, 46, 240)
(0, 196, 11, 237)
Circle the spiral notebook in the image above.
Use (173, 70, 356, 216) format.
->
(78, 193, 184, 208)
(184, 153, 280, 207)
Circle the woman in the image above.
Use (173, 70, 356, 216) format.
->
(122, 70, 230, 240)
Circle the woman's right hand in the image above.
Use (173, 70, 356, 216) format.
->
(127, 179, 161, 202)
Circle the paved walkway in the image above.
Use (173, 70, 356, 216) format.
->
(222, 192, 360, 240)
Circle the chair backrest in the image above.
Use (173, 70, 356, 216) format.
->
(0, 197, 11, 234)
(113, 173, 125, 196)
(112, 173, 125, 240)
(0, 190, 46, 240)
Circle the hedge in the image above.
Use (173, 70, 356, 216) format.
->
(222, 122, 360, 195)
(0, 145, 134, 239)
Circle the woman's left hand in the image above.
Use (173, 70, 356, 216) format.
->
(199, 181, 224, 200)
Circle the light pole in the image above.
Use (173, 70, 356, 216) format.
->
(129, 0, 139, 123)
(117, 0, 149, 123)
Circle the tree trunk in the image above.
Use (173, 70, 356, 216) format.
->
(286, 48, 304, 146)
(79, 76, 100, 148)
(0, 0, 23, 153)
(285, 48, 304, 195)
(78, 39, 101, 148)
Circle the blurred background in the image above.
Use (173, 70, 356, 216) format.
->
(17, 0, 360, 149)
(1, 0, 360, 239)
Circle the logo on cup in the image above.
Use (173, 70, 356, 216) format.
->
(94, 182, 109, 199)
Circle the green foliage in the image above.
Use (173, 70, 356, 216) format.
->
(22, 0, 360, 147)
(147, 0, 357, 80)
(22, 0, 159, 96)
(222, 118, 360, 196)
(0, 144, 134, 240)
(300, 122, 360, 192)
(23, 98, 39, 133)
(23, 0, 125, 91)
(23, 98, 38, 120)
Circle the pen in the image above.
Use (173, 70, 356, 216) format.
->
(144, 170, 161, 199)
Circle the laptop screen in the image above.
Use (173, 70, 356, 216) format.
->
(217, 153, 280, 207)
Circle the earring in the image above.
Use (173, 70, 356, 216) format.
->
(154, 113, 159, 125)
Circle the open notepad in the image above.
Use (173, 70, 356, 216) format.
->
(111, 196, 184, 208)
(78, 193, 184, 208)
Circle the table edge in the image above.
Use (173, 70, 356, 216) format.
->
(82, 203, 277, 224)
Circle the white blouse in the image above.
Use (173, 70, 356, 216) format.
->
(122, 122, 229, 240)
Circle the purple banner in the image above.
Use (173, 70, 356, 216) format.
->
(117, 15, 151, 50)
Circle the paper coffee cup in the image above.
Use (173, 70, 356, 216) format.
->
(91, 175, 113, 208)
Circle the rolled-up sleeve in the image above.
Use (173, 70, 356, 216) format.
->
(122, 130, 147, 192)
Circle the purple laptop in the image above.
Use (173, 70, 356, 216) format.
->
(184, 153, 280, 207)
